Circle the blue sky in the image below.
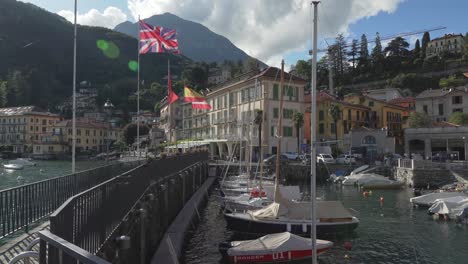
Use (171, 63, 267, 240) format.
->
(21, 0, 467, 67)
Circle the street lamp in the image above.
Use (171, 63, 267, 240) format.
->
(103, 99, 114, 162)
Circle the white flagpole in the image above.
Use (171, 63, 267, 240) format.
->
(72, 0, 77, 173)
(137, 15, 141, 158)
(310, 2, 320, 264)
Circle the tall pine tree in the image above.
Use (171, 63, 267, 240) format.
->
(358, 34, 369, 71)
(421, 31, 431, 59)
(335, 34, 347, 77)
(371, 32, 384, 74)
(413, 39, 421, 61)
(0, 81, 7, 107)
(347, 39, 359, 70)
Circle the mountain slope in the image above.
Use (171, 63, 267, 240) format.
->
(0, 0, 190, 109)
(114, 13, 253, 63)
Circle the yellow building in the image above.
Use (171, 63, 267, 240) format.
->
(304, 92, 370, 146)
(40, 118, 121, 154)
(344, 94, 406, 138)
(0, 106, 61, 153)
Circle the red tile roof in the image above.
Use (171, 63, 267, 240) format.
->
(431, 121, 460, 128)
(388, 97, 415, 104)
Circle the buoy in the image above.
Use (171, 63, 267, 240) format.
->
(362, 191, 369, 197)
(368, 190, 373, 196)
(344, 254, 350, 259)
(344, 241, 352, 250)
(380, 196, 385, 203)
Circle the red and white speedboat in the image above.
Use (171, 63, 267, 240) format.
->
(219, 232, 333, 263)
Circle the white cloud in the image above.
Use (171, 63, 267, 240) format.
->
(57, 6, 128, 29)
(126, 0, 404, 66)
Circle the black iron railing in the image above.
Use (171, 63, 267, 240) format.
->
(0, 160, 143, 240)
(39, 230, 111, 264)
(49, 153, 208, 263)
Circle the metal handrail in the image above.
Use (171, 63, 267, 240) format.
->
(0, 160, 143, 239)
(39, 230, 111, 264)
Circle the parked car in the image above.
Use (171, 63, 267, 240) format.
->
(336, 154, 356, 164)
(283, 152, 300, 160)
(300, 154, 311, 165)
(317, 153, 335, 164)
(263, 154, 289, 166)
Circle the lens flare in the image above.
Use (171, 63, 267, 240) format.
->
(128, 61, 138, 72)
(96, 40, 109, 50)
(103, 42, 120, 59)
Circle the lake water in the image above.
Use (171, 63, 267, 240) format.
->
(0, 160, 107, 190)
(183, 184, 468, 264)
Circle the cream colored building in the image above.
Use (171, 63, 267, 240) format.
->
(180, 67, 306, 159)
(426, 33, 465, 57)
(415, 86, 468, 122)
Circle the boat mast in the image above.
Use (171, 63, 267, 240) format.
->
(310, 2, 320, 264)
(274, 60, 285, 202)
(238, 87, 244, 176)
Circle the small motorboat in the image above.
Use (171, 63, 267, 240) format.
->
(219, 232, 333, 263)
(10, 158, 36, 166)
(3, 163, 24, 170)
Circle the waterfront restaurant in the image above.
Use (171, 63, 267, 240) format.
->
(404, 123, 468, 160)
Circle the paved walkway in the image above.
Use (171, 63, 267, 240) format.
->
(0, 222, 49, 264)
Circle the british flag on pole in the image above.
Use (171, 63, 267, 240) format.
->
(139, 20, 179, 54)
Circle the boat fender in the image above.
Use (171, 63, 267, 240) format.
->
(302, 223, 307, 233)
(287, 223, 291, 232)
(344, 241, 352, 250)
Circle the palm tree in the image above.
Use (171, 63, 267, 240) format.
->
(329, 103, 341, 143)
(292, 112, 304, 154)
(254, 109, 263, 160)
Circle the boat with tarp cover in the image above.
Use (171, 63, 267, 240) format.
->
(219, 232, 333, 263)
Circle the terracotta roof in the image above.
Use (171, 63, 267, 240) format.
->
(345, 94, 407, 111)
(248, 67, 307, 83)
(430, 33, 464, 42)
(431, 121, 460, 128)
(304, 92, 370, 110)
(388, 97, 415, 104)
(0, 106, 60, 117)
(55, 119, 111, 129)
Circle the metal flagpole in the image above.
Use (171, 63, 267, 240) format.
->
(310, 2, 320, 264)
(137, 15, 141, 158)
(72, 0, 77, 173)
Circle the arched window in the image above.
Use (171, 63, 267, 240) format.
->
(362, 135, 376, 145)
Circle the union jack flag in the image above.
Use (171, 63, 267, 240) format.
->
(139, 20, 179, 54)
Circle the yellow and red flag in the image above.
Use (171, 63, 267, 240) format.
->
(184, 86, 211, 109)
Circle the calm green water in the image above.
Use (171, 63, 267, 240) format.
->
(0, 160, 107, 190)
(183, 184, 468, 264)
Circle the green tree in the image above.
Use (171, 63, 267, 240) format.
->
(243, 57, 258, 72)
(294, 59, 311, 80)
(413, 39, 421, 59)
(347, 39, 359, 70)
(371, 32, 384, 75)
(329, 103, 341, 142)
(335, 34, 347, 77)
(421, 31, 431, 59)
(124, 123, 150, 145)
(292, 112, 304, 154)
(439, 75, 467, 88)
(449, 112, 468, 125)
(0, 81, 7, 107)
(408, 112, 431, 128)
(358, 34, 369, 71)
(6, 70, 30, 106)
(384, 37, 410, 71)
